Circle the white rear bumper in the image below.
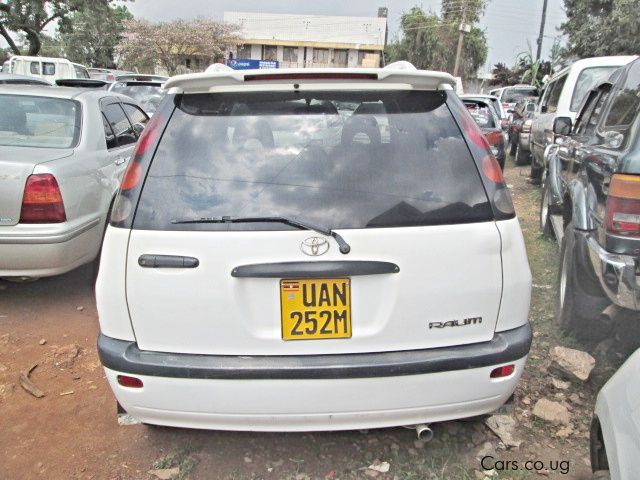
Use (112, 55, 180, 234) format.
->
(105, 357, 526, 431)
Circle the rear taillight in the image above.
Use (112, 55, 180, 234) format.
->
(19, 174, 66, 223)
(482, 155, 504, 183)
(119, 113, 162, 191)
(522, 119, 532, 133)
(490, 364, 515, 378)
(605, 174, 640, 237)
(485, 130, 503, 146)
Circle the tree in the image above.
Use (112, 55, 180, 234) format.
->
(0, 0, 125, 56)
(562, 0, 640, 57)
(116, 18, 242, 75)
(385, 3, 488, 79)
(489, 63, 519, 86)
(58, 4, 132, 67)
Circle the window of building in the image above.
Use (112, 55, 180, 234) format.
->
(262, 45, 277, 61)
(333, 49, 348, 67)
(283, 47, 298, 63)
(237, 45, 252, 59)
(313, 48, 329, 64)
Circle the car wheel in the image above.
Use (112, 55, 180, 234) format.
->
(514, 142, 529, 166)
(556, 222, 610, 338)
(539, 171, 554, 238)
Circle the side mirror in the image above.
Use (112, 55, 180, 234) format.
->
(553, 116, 572, 136)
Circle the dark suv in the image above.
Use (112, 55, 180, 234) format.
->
(539, 58, 640, 333)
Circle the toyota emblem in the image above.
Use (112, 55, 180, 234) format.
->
(300, 236, 329, 256)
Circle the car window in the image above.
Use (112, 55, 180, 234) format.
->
(30, 62, 40, 75)
(102, 103, 136, 147)
(110, 82, 165, 114)
(545, 75, 567, 113)
(463, 101, 496, 128)
(576, 89, 610, 137)
(603, 61, 640, 136)
(121, 103, 149, 134)
(102, 113, 118, 149)
(502, 87, 538, 103)
(573, 90, 600, 136)
(570, 66, 620, 112)
(42, 62, 56, 76)
(73, 65, 89, 79)
(134, 90, 494, 231)
(0, 94, 81, 148)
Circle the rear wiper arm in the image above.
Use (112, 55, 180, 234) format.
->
(171, 215, 351, 254)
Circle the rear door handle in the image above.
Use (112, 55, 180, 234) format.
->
(114, 157, 126, 166)
(138, 255, 199, 268)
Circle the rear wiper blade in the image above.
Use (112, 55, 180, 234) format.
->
(171, 215, 351, 254)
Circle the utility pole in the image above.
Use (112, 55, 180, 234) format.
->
(453, 0, 467, 78)
(536, 0, 549, 61)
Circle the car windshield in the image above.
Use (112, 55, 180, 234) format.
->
(110, 82, 165, 113)
(502, 87, 538, 103)
(134, 90, 493, 231)
(463, 102, 496, 128)
(0, 94, 80, 148)
(570, 66, 621, 111)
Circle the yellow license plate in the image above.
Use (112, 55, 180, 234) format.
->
(280, 278, 351, 340)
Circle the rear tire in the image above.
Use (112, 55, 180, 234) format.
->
(592, 472, 610, 480)
(556, 223, 610, 339)
(514, 142, 529, 166)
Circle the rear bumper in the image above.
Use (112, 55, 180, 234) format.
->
(0, 218, 100, 277)
(586, 234, 640, 311)
(99, 324, 531, 431)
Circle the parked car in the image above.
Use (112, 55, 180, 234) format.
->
(461, 94, 508, 127)
(529, 56, 636, 183)
(539, 57, 640, 335)
(72, 62, 91, 79)
(509, 99, 537, 164)
(462, 97, 507, 169)
(96, 63, 532, 433)
(88, 68, 135, 82)
(490, 84, 539, 116)
(108, 75, 168, 116)
(590, 348, 640, 480)
(0, 72, 52, 86)
(4, 55, 90, 82)
(0, 85, 149, 279)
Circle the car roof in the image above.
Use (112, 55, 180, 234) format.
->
(549, 55, 637, 82)
(0, 84, 129, 102)
(165, 64, 456, 94)
(0, 72, 52, 85)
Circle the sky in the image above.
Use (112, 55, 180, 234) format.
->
(1, 0, 567, 74)
(120, 0, 567, 74)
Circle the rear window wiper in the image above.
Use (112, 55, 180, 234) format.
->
(171, 215, 351, 254)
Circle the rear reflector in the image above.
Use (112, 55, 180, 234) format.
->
(244, 72, 378, 82)
(117, 375, 143, 388)
(482, 155, 504, 184)
(490, 365, 515, 378)
(19, 174, 66, 223)
(605, 174, 640, 237)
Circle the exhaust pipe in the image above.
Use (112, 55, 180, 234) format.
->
(415, 424, 433, 442)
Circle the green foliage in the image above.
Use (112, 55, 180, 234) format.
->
(58, 4, 132, 67)
(562, 0, 640, 57)
(0, 0, 126, 57)
(385, 3, 488, 79)
(489, 62, 519, 86)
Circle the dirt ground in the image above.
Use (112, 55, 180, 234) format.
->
(1, 158, 637, 480)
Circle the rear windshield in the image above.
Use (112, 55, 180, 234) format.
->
(134, 90, 493, 231)
(110, 82, 165, 113)
(571, 66, 620, 111)
(502, 87, 538, 103)
(0, 94, 81, 148)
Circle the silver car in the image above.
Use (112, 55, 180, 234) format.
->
(0, 85, 149, 278)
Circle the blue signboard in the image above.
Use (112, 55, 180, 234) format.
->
(227, 59, 279, 70)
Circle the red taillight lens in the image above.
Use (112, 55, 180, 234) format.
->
(119, 113, 162, 191)
(460, 110, 491, 150)
(19, 174, 66, 223)
(117, 375, 143, 388)
(490, 364, 515, 378)
(485, 130, 503, 146)
(482, 154, 504, 183)
(605, 174, 640, 237)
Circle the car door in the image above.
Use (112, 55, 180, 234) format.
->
(101, 99, 139, 200)
(533, 75, 568, 165)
